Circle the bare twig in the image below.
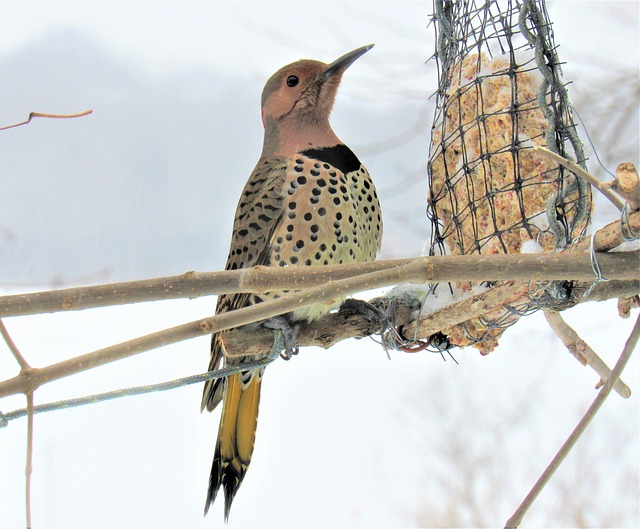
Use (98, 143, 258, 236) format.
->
(25, 392, 34, 529)
(544, 311, 630, 398)
(534, 146, 626, 211)
(0, 110, 93, 132)
(505, 314, 640, 529)
(1, 251, 638, 318)
(0, 319, 31, 370)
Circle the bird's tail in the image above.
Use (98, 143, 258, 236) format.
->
(204, 370, 262, 521)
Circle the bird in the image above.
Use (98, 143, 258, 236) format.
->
(201, 44, 382, 521)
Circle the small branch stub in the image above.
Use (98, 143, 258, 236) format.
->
(0, 110, 93, 132)
(608, 162, 640, 211)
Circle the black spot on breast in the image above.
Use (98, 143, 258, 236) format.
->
(301, 144, 362, 175)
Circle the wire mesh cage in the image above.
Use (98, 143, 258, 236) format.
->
(425, 0, 593, 353)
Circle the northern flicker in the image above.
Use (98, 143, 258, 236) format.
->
(202, 44, 382, 520)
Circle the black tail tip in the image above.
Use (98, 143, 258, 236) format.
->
(222, 474, 239, 522)
(203, 471, 239, 523)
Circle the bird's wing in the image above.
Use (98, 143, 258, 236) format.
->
(202, 157, 288, 411)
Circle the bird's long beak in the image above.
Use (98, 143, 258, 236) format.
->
(319, 44, 374, 82)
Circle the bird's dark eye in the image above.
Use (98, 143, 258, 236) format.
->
(286, 75, 299, 87)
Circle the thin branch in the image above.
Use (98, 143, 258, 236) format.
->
(25, 393, 34, 529)
(1, 251, 638, 318)
(0, 110, 93, 132)
(544, 310, 630, 398)
(505, 313, 640, 528)
(534, 146, 626, 211)
(0, 319, 31, 370)
(0, 260, 412, 317)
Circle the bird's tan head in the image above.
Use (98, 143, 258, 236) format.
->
(260, 45, 373, 156)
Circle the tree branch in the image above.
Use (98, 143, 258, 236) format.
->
(1, 252, 638, 398)
(544, 310, 630, 398)
(0, 261, 425, 396)
(219, 279, 639, 355)
(505, 313, 640, 528)
(1, 247, 638, 318)
(0, 319, 31, 370)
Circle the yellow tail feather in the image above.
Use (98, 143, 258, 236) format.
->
(205, 372, 262, 520)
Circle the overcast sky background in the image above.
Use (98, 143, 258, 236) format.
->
(0, 1, 638, 528)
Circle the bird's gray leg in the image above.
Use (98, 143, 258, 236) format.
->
(263, 316, 299, 360)
(340, 298, 388, 334)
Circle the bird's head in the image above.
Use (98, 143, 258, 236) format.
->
(260, 45, 373, 155)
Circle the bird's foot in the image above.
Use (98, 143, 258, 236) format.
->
(340, 298, 388, 335)
(263, 316, 299, 360)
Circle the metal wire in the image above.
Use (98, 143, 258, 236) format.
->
(621, 202, 640, 242)
(583, 234, 610, 298)
(0, 351, 280, 428)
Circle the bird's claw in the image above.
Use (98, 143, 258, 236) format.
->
(340, 298, 388, 335)
(263, 316, 299, 360)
